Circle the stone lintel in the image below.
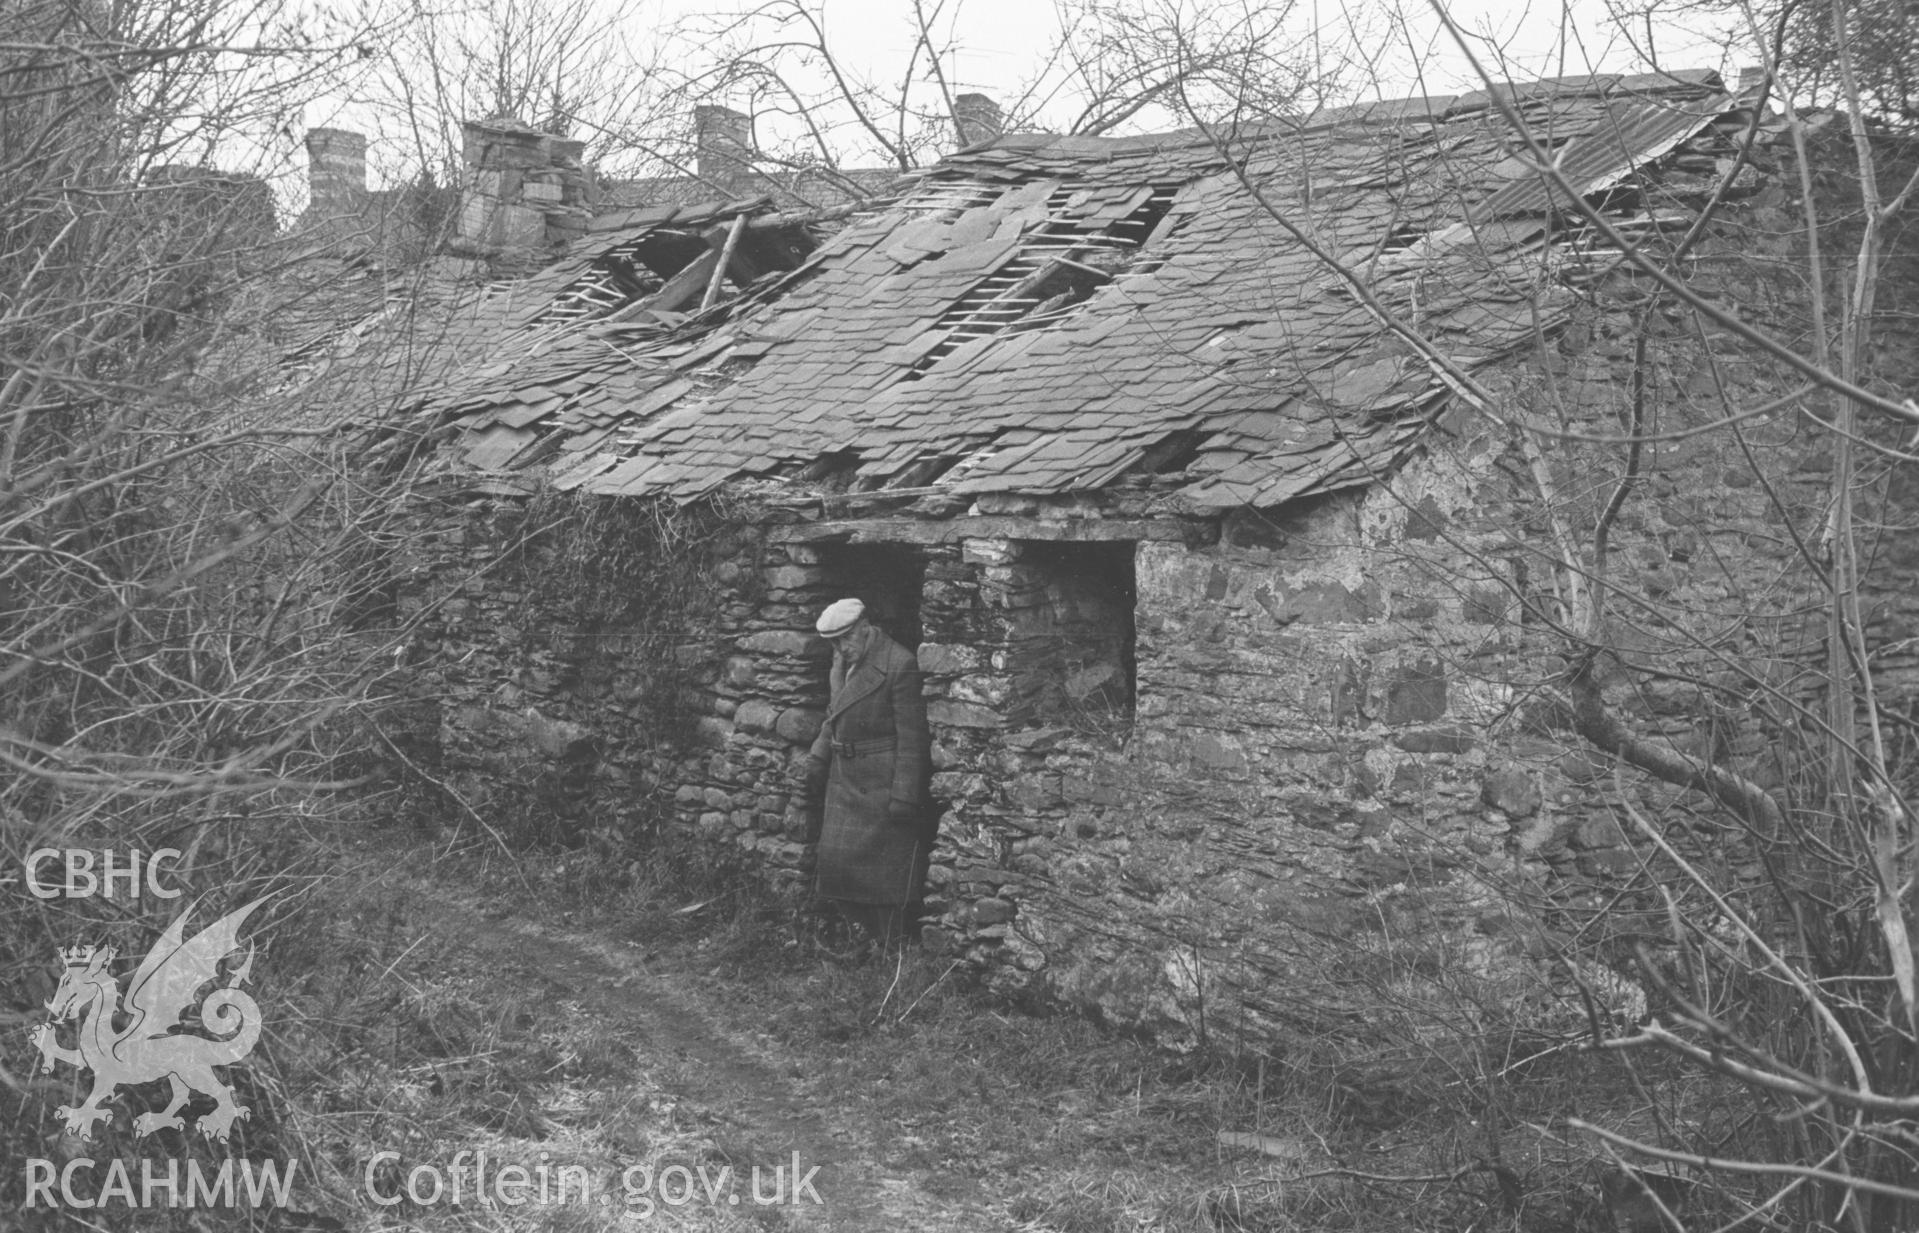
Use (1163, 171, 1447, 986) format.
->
(769, 515, 1217, 546)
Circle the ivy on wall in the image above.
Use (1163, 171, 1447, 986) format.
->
(521, 490, 743, 748)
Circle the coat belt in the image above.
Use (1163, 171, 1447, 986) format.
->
(832, 736, 895, 760)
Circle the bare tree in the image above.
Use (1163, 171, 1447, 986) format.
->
(0, 0, 433, 1092)
(1033, 0, 1346, 134)
(641, 0, 1326, 202)
(348, 0, 676, 180)
(1138, 0, 1919, 1220)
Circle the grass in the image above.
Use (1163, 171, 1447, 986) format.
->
(4, 814, 1724, 1232)
(512, 845, 1616, 1232)
(334, 833, 1357, 1231)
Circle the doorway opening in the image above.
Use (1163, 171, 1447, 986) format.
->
(814, 543, 926, 650)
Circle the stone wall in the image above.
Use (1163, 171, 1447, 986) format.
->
(387, 183, 1919, 1062)
(388, 364, 1919, 1056)
(891, 320, 1919, 1053)
(387, 493, 734, 855)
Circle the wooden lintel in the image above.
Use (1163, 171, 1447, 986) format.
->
(770, 516, 1216, 546)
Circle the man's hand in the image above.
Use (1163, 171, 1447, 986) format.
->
(887, 796, 918, 825)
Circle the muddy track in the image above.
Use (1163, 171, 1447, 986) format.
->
(410, 885, 998, 1232)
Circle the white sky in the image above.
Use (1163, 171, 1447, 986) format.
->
(304, 0, 1752, 188)
(724, 0, 1747, 108)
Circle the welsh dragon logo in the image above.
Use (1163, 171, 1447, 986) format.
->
(28, 896, 270, 1142)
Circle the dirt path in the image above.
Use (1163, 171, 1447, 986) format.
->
(410, 884, 1001, 1232)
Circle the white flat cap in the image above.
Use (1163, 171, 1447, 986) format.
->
(816, 598, 866, 638)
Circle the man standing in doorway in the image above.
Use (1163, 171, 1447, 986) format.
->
(805, 598, 932, 943)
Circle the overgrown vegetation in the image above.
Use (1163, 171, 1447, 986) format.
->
(8, 803, 1818, 1232)
(10, 0, 1919, 1228)
(525, 490, 738, 749)
(1, 0, 427, 1220)
(366, 489, 741, 868)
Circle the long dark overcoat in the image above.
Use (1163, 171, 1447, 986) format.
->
(808, 632, 931, 906)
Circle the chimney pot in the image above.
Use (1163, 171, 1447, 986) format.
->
(954, 93, 1003, 150)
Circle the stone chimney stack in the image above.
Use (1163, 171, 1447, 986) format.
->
(453, 117, 592, 267)
(304, 127, 367, 221)
(954, 93, 1003, 150)
(695, 105, 754, 192)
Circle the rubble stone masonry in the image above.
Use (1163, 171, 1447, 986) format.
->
(391, 211, 1919, 1056)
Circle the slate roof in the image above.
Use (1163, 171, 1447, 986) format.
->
(265, 197, 789, 428)
(417, 70, 1750, 512)
(604, 165, 905, 213)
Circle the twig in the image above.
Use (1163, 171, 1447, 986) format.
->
(1286, 1162, 1482, 1186)
(872, 948, 907, 1024)
(1573, 1121, 1919, 1203)
(894, 959, 961, 1024)
(370, 723, 515, 860)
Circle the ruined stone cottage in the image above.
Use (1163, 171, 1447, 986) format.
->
(353, 72, 1919, 1052)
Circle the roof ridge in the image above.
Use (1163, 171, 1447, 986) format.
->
(940, 68, 1729, 163)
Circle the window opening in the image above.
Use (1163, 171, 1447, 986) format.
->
(1006, 541, 1136, 733)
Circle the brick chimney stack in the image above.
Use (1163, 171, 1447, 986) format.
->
(1736, 65, 1769, 96)
(954, 93, 1003, 150)
(695, 105, 754, 192)
(304, 127, 367, 221)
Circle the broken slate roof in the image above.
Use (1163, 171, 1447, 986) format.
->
(423, 71, 1750, 511)
(604, 165, 906, 214)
